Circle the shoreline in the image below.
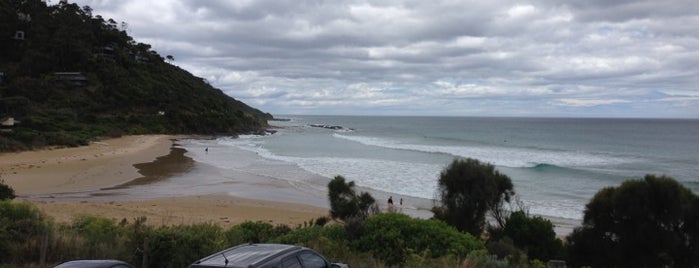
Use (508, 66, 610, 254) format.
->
(1, 135, 328, 227)
(1, 134, 580, 236)
(1, 135, 177, 195)
(176, 137, 581, 236)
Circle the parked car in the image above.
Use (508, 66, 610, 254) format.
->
(53, 259, 134, 268)
(188, 243, 350, 268)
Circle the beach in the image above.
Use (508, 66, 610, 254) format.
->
(0, 132, 583, 236)
(0, 135, 327, 228)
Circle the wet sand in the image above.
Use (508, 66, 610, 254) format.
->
(0, 135, 327, 227)
(1, 134, 578, 236)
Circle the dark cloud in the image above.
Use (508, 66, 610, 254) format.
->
(72, 0, 699, 117)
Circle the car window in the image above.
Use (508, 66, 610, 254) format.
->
(298, 252, 328, 268)
(282, 256, 302, 268)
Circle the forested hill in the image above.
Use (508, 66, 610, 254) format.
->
(0, 0, 273, 151)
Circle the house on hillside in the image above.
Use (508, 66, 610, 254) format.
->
(13, 12, 31, 41)
(1, 117, 19, 129)
(94, 43, 117, 61)
(12, 31, 25, 40)
(54, 72, 88, 86)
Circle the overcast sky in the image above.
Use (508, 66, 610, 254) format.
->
(70, 0, 699, 118)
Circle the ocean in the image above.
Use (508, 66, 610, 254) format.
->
(180, 116, 699, 221)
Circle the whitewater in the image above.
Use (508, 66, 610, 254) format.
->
(182, 116, 699, 221)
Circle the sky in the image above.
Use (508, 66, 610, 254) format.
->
(69, 0, 699, 118)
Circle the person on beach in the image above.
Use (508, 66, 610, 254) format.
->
(399, 197, 403, 213)
(388, 196, 394, 212)
(205, 147, 208, 153)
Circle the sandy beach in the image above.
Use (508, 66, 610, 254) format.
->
(1, 134, 578, 236)
(0, 135, 327, 227)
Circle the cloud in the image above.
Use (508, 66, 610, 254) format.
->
(556, 98, 631, 107)
(70, 0, 699, 118)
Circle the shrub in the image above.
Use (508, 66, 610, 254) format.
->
(328, 176, 376, 221)
(493, 211, 564, 262)
(225, 221, 290, 245)
(433, 158, 514, 236)
(0, 180, 15, 200)
(146, 223, 224, 267)
(314, 216, 330, 226)
(355, 213, 483, 266)
(463, 250, 509, 268)
(567, 175, 699, 267)
(0, 201, 48, 263)
(485, 237, 526, 264)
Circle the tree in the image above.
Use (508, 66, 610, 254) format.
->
(432, 158, 514, 236)
(491, 211, 563, 262)
(328, 176, 375, 221)
(166, 55, 174, 63)
(567, 175, 699, 267)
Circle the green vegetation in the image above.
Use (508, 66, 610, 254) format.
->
(328, 175, 377, 222)
(432, 158, 514, 236)
(0, 0, 271, 151)
(0, 179, 15, 200)
(355, 213, 483, 266)
(489, 211, 564, 262)
(566, 175, 699, 267)
(2, 167, 698, 267)
(0, 201, 482, 267)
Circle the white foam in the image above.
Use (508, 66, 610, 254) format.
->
(333, 133, 630, 169)
(184, 135, 588, 220)
(244, 146, 442, 199)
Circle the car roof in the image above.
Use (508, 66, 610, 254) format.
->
(191, 243, 303, 267)
(53, 259, 133, 268)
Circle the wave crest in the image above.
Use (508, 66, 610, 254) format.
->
(333, 133, 630, 169)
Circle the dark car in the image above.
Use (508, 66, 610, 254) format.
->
(188, 243, 349, 268)
(53, 259, 134, 268)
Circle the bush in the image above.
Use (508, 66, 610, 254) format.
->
(69, 215, 125, 258)
(493, 211, 564, 262)
(328, 176, 376, 221)
(485, 237, 526, 264)
(0, 201, 48, 263)
(355, 213, 483, 266)
(0, 180, 15, 200)
(463, 250, 509, 268)
(433, 158, 514, 236)
(225, 221, 290, 245)
(567, 175, 699, 267)
(146, 223, 225, 267)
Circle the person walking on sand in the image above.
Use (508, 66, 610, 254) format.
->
(388, 196, 394, 212)
(399, 197, 403, 213)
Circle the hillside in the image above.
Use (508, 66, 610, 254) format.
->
(0, 0, 272, 151)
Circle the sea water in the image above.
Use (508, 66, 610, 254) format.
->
(183, 116, 699, 221)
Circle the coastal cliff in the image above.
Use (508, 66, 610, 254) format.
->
(0, 0, 272, 151)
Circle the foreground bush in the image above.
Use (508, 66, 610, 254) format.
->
(0, 180, 15, 200)
(225, 221, 291, 245)
(1, 204, 491, 267)
(489, 211, 564, 262)
(355, 213, 483, 266)
(145, 223, 225, 267)
(0, 201, 49, 263)
(567, 175, 699, 267)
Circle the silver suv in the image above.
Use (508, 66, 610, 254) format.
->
(188, 243, 350, 268)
